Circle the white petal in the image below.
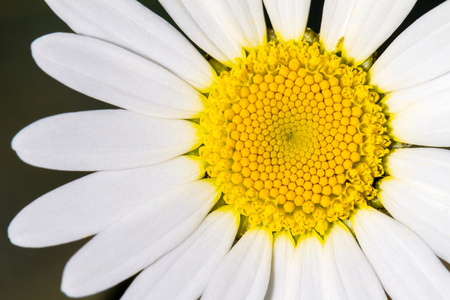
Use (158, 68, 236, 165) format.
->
(263, 0, 310, 42)
(379, 178, 450, 263)
(220, 0, 266, 48)
(12, 110, 202, 171)
(44, 0, 214, 90)
(322, 239, 347, 300)
(351, 207, 450, 300)
(321, 0, 415, 63)
(61, 179, 220, 297)
(264, 231, 295, 300)
(320, 0, 356, 52)
(202, 228, 273, 300)
(180, 0, 249, 60)
(323, 222, 385, 300)
(383, 71, 450, 114)
(386, 148, 450, 194)
(163, 0, 244, 65)
(122, 206, 239, 300)
(343, 0, 416, 64)
(383, 148, 450, 261)
(370, 1, 450, 92)
(32, 33, 205, 118)
(8, 156, 204, 247)
(159, 0, 230, 64)
(388, 87, 450, 146)
(285, 233, 323, 300)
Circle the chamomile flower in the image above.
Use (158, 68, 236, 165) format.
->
(9, 0, 450, 299)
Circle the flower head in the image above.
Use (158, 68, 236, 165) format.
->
(9, 0, 450, 299)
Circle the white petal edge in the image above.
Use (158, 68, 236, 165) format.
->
(122, 206, 240, 300)
(388, 86, 450, 146)
(159, 0, 230, 64)
(343, 0, 416, 65)
(32, 33, 205, 119)
(263, 0, 310, 42)
(180, 0, 248, 60)
(370, 1, 450, 92)
(323, 227, 351, 300)
(264, 231, 295, 300)
(161, 0, 243, 65)
(320, 0, 355, 52)
(383, 71, 450, 114)
(385, 148, 450, 195)
(12, 109, 202, 171)
(323, 222, 385, 300)
(383, 148, 450, 261)
(379, 177, 450, 263)
(8, 156, 205, 247)
(62, 179, 220, 297)
(44, 0, 214, 90)
(351, 207, 450, 300)
(202, 227, 273, 300)
(285, 233, 323, 300)
(220, 0, 266, 49)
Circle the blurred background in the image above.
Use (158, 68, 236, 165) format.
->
(0, 0, 445, 299)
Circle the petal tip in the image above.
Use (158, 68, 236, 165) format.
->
(11, 126, 37, 168)
(7, 217, 24, 247)
(61, 263, 87, 298)
(7, 212, 38, 248)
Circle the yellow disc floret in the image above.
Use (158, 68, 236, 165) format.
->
(200, 39, 390, 236)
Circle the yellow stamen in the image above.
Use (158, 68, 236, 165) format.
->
(200, 39, 389, 236)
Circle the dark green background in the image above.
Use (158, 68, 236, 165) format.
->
(0, 0, 444, 299)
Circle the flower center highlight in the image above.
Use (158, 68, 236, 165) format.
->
(200, 39, 390, 236)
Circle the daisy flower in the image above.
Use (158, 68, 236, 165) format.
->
(9, 0, 450, 299)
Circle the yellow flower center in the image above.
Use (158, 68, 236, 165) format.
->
(200, 39, 390, 236)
